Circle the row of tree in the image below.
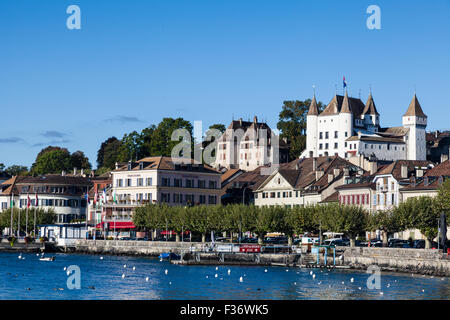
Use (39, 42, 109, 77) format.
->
(0, 208, 56, 236)
(133, 181, 449, 248)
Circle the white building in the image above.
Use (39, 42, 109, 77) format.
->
(302, 90, 427, 162)
(214, 117, 289, 171)
(0, 174, 91, 224)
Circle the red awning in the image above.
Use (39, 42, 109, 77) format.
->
(96, 222, 136, 229)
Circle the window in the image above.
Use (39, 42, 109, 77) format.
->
(319, 132, 323, 139)
(209, 181, 217, 189)
(199, 195, 206, 204)
(325, 132, 329, 139)
(186, 179, 194, 188)
(146, 178, 152, 186)
(334, 143, 338, 149)
(208, 195, 217, 204)
(334, 131, 338, 138)
(319, 144, 323, 150)
(126, 179, 132, 187)
(345, 142, 347, 147)
(117, 179, 123, 187)
(174, 178, 182, 187)
(345, 132, 348, 137)
(161, 177, 170, 187)
(325, 143, 329, 149)
(137, 178, 143, 186)
(198, 180, 205, 188)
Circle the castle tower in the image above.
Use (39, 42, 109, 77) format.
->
(361, 92, 380, 132)
(339, 90, 354, 157)
(306, 95, 319, 157)
(402, 94, 427, 160)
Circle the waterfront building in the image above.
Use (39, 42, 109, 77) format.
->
(253, 156, 365, 207)
(0, 173, 91, 224)
(214, 116, 289, 171)
(99, 156, 222, 237)
(301, 91, 428, 161)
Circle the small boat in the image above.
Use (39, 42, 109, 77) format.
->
(159, 252, 180, 260)
(39, 256, 55, 262)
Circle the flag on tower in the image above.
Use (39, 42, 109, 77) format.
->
(27, 194, 31, 209)
(343, 76, 347, 88)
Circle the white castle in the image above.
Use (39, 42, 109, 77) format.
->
(300, 90, 427, 161)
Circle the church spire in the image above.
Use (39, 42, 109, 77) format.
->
(340, 90, 352, 114)
(307, 94, 319, 116)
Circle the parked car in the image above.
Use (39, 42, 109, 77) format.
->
(241, 237, 258, 243)
(413, 240, 425, 248)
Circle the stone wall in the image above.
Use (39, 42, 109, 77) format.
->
(75, 239, 202, 257)
(342, 247, 450, 276)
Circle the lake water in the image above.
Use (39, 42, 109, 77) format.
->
(1, 252, 448, 300)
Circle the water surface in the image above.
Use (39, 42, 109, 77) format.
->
(1, 253, 448, 300)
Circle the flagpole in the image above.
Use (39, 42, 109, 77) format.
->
(34, 193, 37, 239)
(17, 197, 20, 238)
(10, 193, 14, 237)
(26, 194, 29, 236)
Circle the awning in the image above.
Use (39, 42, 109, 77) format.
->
(96, 222, 136, 229)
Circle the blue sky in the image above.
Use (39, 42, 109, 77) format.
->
(1, 0, 449, 168)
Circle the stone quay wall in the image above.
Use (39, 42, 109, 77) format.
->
(341, 247, 450, 277)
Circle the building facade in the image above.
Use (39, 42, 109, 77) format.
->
(0, 174, 91, 224)
(214, 117, 289, 171)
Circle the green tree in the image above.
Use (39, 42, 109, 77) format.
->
(30, 147, 72, 175)
(368, 210, 402, 247)
(277, 99, 325, 159)
(433, 179, 450, 219)
(117, 131, 142, 162)
(5, 165, 29, 176)
(97, 137, 123, 170)
(0, 208, 56, 236)
(70, 151, 92, 171)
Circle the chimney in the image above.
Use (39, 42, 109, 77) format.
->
(295, 162, 299, 170)
(315, 170, 324, 181)
(115, 162, 119, 170)
(239, 118, 243, 126)
(73, 168, 77, 176)
(328, 173, 334, 183)
(253, 116, 258, 124)
(369, 161, 378, 175)
(401, 165, 408, 179)
(333, 168, 340, 177)
(343, 167, 350, 177)
(416, 168, 424, 178)
(312, 158, 317, 171)
(441, 153, 449, 163)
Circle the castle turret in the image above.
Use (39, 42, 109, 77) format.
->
(306, 95, 319, 157)
(361, 92, 380, 132)
(338, 91, 354, 157)
(402, 94, 427, 160)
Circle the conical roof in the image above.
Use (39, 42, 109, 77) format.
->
(403, 94, 427, 118)
(307, 95, 319, 116)
(362, 93, 380, 116)
(340, 91, 352, 114)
